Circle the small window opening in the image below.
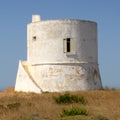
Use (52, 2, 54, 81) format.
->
(32, 36, 36, 41)
(67, 38, 70, 52)
(63, 37, 75, 54)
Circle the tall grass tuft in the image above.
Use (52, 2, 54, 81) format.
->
(95, 115, 109, 120)
(16, 115, 31, 120)
(7, 102, 21, 110)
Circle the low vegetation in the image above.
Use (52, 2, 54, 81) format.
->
(61, 107, 88, 117)
(54, 93, 87, 104)
(0, 89, 120, 120)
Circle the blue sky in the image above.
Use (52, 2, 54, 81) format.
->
(0, 0, 120, 90)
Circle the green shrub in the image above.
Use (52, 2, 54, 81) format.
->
(54, 93, 87, 104)
(61, 107, 88, 117)
(7, 102, 21, 109)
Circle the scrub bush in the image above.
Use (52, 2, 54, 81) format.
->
(54, 93, 87, 104)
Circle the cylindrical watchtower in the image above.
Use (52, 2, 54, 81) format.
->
(15, 15, 102, 93)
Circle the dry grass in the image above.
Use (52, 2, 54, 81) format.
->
(0, 89, 120, 120)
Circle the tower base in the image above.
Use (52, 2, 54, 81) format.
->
(15, 61, 102, 93)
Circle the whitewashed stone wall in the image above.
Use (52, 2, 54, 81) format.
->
(15, 15, 102, 93)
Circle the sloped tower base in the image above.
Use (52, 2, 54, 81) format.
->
(15, 61, 102, 93)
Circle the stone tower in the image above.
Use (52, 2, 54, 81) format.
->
(15, 15, 102, 93)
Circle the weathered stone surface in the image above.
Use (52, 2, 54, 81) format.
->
(15, 61, 41, 93)
(15, 15, 102, 93)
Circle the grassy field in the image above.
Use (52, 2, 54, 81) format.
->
(0, 89, 120, 120)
